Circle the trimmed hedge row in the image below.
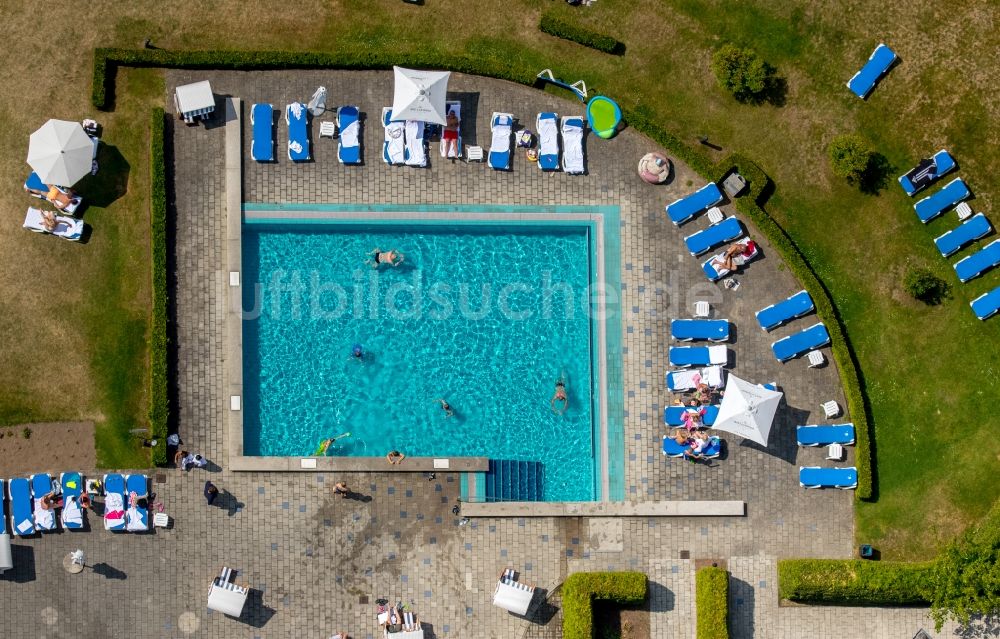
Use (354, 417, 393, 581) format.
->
(149, 108, 169, 466)
(539, 12, 625, 55)
(94, 50, 873, 496)
(696, 567, 730, 639)
(562, 571, 647, 639)
(778, 559, 935, 605)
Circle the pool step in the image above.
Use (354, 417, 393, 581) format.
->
(484, 459, 544, 502)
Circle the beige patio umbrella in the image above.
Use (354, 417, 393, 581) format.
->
(27, 119, 94, 187)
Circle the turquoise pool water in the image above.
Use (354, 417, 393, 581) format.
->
(242, 221, 599, 501)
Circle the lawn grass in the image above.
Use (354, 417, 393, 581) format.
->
(1, 0, 997, 556)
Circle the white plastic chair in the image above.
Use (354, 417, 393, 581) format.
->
(956, 202, 973, 221)
(153, 513, 170, 528)
(319, 121, 336, 138)
(706, 207, 725, 225)
(807, 350, 825, 368)
(694, 301, 710, 318)
(826, 443, 844, 461)
(822, 401, 839, 419)
(466, 145, 484, 162)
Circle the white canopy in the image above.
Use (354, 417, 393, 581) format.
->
(711, 375, 783, 447)
(391, 67, 450, 125)
(493, 579, 535, 616)
(27, 119, 95, 186)
(174, 80, 215, 114)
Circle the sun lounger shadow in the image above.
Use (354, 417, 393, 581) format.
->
(90, 562, 128, 580)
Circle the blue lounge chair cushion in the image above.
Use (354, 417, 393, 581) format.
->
(670, 318, 729, 342)
(251, 103, 274, 162)
(847, 43, 896, 99)
(934, 214, 991, 257)
(537, 112, 559, 170)
(31, 473, 54, 498)
(898, 149, 956, 196)
(0, 480, 4, 534)
(24, 171, 47, 192)
(664, 404, 719, 426)
(666, 183, 724, 226)
(338, 106, 361, 165)
(488, 113, 513, 171)
(799, 466, 858, 489)
(955, 239, 1000, 283)
(771, 322, 830, 362)
(126, 474, 148, 497)
(60, 472, 84, 530)
(796, 424, 856, 446)
(756, 290, 815, 331)
(914, 178, 970, 223)
(104, 473, 127, 531)
(684, 217, 743, 256)
(971, 286, 1000, 321)
(286, 103, 310, 162)
(9, 477, 33, 536)
(668, 345, 727, 367)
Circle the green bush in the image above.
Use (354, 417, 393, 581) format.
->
(778, 559, 935, 605)
(710, 44, 774, 102)
(562, 572, 647, 639)
(696, 567, 729, 639)
(828, 134, 875, 184)
(149, 108, 169, 466)
(539, 12, 625, 55)
(904, 267, 950, 305)
(930, 500, 1000, 630)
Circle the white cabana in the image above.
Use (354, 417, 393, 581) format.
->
(27, 119, 96, 186)
(710, 375, 783, 447)
(206, 566, 248, 617)
(174, 80, 215, 124)
(391, 67, 450, 125)
(492, 569, 535, 616)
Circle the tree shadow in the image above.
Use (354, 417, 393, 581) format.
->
(647, 580, 675, 612)
(954, 614, 1000, 639)
(75, 143, 130, 210)
(858, 152, 895, 195)
(728, 576, 755, 639)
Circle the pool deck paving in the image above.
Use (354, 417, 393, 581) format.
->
(0, 70, 962, 639)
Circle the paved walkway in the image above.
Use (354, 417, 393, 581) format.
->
(0, 70, 961, 639)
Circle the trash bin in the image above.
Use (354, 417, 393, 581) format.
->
(859, 544, 874, 559)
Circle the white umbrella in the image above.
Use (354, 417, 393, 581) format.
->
(391, 66, 450, 125)
(27, 119, 94, 187)
(307, 86, 327, 117)
(710, 375, 783, 447)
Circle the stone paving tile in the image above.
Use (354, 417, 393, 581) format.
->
(0, 70, 887, 639)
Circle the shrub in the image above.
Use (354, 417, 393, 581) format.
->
(904, 267, 949, 305)
(711, 44, 774, 102)
(696, 567, 729, 639)
(562, 572, 647, 639)
(930, 500, 1000, 630)
(149, 108, 169, 466)
(828, 134, 875, 184)
(778, 559, 934, 605)
(539, 12, 625, 55)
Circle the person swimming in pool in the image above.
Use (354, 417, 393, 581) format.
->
(551, 376, 568, 415)
(369, 248, 404, 268)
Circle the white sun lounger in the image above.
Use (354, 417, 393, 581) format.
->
(440, 102, 462, 159)
(23, 207, 83, 241)
(488, 112, 513, 170)
(382, 107, 406, 165)
(536, 112, 560, 170)
(560, 116, 585, 174)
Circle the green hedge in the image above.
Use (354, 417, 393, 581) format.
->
(562, 571, 647, 639)
(696, 567, 729, 639)
(94, 49, 874, 496)
(778, 559, 934, 605)
(149, 108, 168, 466)
(539, 12, 625, 55)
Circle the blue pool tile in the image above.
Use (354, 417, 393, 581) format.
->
(518, 518, 525, 527)
(435, 516, 443, 524)
(387, 487, 395, 495)
(634, 433, 642, 440)
(566, 550, 574, 557)
(644, 359, 652, 368)
(701, 527, 708, 536)
(424, 590, 432, 598)
(465, 543, 472, 551)
(489, 525, 496, 532)
(400, 511, 408, 519)
(423, 558, 431, 565)
(271, 543, 278, 551)
(405, 490, 413, 497)
(646, 456, 654, 464)
(440, 496, 448, 504)
(625, 262, 633, 270)
(632, 306, 640, 313)
(401, 575, 408, 583)
(622, 346, 629, 355)
(525, 562, 532, 571)
(466, 607, 473, 616)
(299, 505, 306, 513)
(281, 502, 289, 510)
(434, 484, 442, 492)
(571, 538, 579, 545)
(370, 483, 377, 491)
(644, 328, 652, 336)
(416, 514, 424, 521)
(629, 453, 636, 461)
(643, 265, 651, 273)
(394, 532, 401, 540)
(305, 547, 313, 557)
(641, 477, 648, 484)
(639, 381, 647, 389)
(623, 409, 630, 417)
(447, 476, 454, 482)
(315, 475, 325, 483)
(671, 564, 679, 573)
(630, 486, 637, 494)
(257, 487, 265, 495)
(640, 412, 648, 420)
(759, 580, 767, 589)
(637, 285, 645, 293)
(541, 535, 549, 542)
(627, 390, 635, 398)
(443, 626, 449, 634)
(429, 537, 436, 544)
(388, 553, 396, 560)
(500, 549, 508, 557)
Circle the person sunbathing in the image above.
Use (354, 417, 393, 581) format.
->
(40, 209, 60, 233)
(712, 240, 757, 272)
(443, 110, 460, 158)
(684, 431, 714, 461)
(27, 185, 79, 211)
(40, 491, 63, 511)
(369, 248, 404, 268)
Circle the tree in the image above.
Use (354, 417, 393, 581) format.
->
(903, 267, 949, 305)
(930, 500, 1000, 630)
(828, 134, 875, 184)
(711, 43, 775, 102)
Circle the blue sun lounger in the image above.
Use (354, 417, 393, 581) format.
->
(60, 472, 85, 530)
(666, 183, 724, 226)
(537, 112, 560, 170)
(684, 217, 744, 256)
(955, 239, 1000, 283)
(772, 322, 830, 362)
(125, 474, 149, 532)
(338, 106, 361, 165)
(664, 404, 720, 426)
(103, 473, 127, 532)
(914, 178, 970, 224)
(847, 43, 896, 99)
(796, 424, 856, 447)
(799, 466, 858, 489)
(756, 290, 815, 331)
(285, 102, 310, 161)
(670, 318, 729, 342)
(935, 214, 991, 257)
(899, 149, 956, 196)
(250, 103, 274, 162)
(9, 478, 33, 536)
(971, 286, 1000, 321)
(31, 473, 57, 532)
(668, 345, 728, 367)
(662, 435, 721, 459)
(488, 112, 514, 171)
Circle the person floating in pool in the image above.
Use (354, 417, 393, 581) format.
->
(369, 248, 404, 268)
(435, 398, 455, 418)
(551, 376, 569, 415)
(351, 343, 364, 360)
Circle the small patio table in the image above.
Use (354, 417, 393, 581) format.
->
(638, 152, 671, 184)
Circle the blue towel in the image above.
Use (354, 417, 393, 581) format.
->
(799, 466, 857, 489)
(914, 178, 970, 223)
(934, 214, 991, 257)
(772, 322, 830, 362)
(847, 43, 896, 98)
(756, 290, 814, 331)
(670, 318, 729, 342)
(955, 239, 1000, 283)
(666, 183, 724, 226)
(664, 405, 720, 426)
(796, 424, 856, 446)
(971, 285, 1000, 321)
(24, 171, 47, 192)
(684, 217, 743, 256)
